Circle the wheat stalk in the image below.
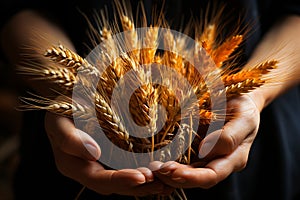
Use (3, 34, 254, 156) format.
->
(17, 64, 77, 92)
(211, 35, 243, 67)
(45, 44, 99, 75)
(16, 1, 280, 199)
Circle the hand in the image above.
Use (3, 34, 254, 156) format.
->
(44, 112, 173, 196)
(150, 94, 260, 189)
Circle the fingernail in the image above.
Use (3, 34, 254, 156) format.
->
(76, 129, 100, 159)
(199, 130, 222, 158)
(159, 167, 171, 175)
(84, 143, 100, 159)
(198, 142, 213, 158)
(137, 179, 146, 184)
(147, 177, 154, 182)
(159, 162, 175, 175)
(148, 161, 163, 172)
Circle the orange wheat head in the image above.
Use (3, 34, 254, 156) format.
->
(17, 0, 279, 199)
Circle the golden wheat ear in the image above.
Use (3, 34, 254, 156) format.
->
(211, 35, 243, 67)
(199, 24, 216, 54)
(222, 60, 278, 86)
(44, 44, 99, 75)
(17, 63, 77, 93)
(17, 92, 91, 118)
(16, 0, 284, 199)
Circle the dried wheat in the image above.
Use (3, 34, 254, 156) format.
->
(16, 1, 280, 200)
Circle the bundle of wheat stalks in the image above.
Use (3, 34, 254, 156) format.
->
(17, 1, 278, 199)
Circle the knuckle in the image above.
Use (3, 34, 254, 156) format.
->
(236, 156, 248, 171)
(221, 133, 237, 153)
(228, 134, 237, 150)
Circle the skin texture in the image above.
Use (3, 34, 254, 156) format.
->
(0, 10, 173, 196)
(150, 15, 300, 188)
(1, 8, 300, 197)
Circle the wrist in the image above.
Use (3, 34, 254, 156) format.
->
(246, 88, 267, 112)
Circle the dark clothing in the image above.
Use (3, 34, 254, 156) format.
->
(1, 0, 300, 199)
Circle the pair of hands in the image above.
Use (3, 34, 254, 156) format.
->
(44, 93, 261, 197)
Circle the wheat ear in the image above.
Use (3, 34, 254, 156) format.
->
(212, 35, 243, 67)
(44, 44, 99, 75)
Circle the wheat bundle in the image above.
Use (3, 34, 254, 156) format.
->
(17, 1, 279, 199)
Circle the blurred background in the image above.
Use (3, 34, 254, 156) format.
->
(0, 59, 22, 200)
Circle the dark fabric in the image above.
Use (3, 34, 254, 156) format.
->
(1, 0, 300, 200)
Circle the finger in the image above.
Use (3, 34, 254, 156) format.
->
(153, 162, 191, 187)
(137, 167, 154, 182)
(205, 141, 252, 177)
(149, 161, 183, 190)
(138, 163, 176, 196)
(45, 112, 101, 160)
(150, 161, 192, 190)
(157, 161, 180, 176)
(53, 147, 153, 196)
(148, 160, 164, 172)
(54, 145, 173, 196)
(199, 97, 259, 159)
(162, 165, 217, 189)
(157, 142, 251, 189)
(198, 118, 256, 159)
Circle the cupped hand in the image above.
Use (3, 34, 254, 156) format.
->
(44, 112, 173, 196)
(150, 93, 261, 189)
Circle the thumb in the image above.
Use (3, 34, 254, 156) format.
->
(75, 128, 101, 160)
(74, 129, 101, 160)
(45, 112, 101, 161)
